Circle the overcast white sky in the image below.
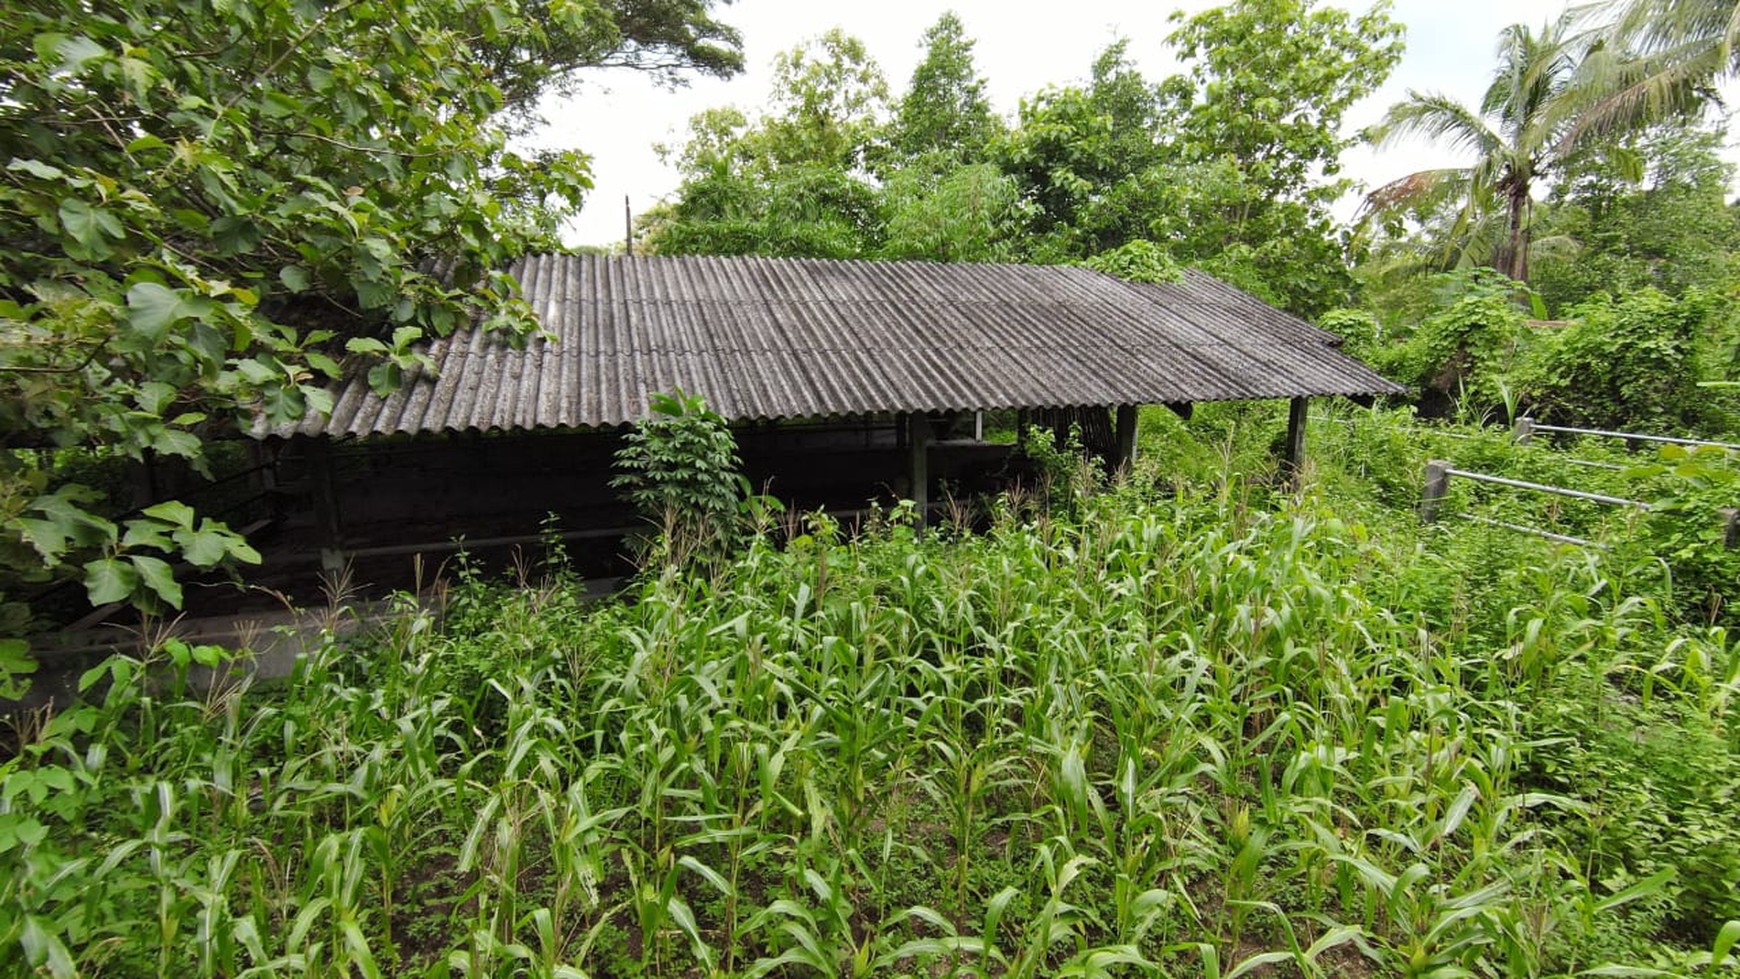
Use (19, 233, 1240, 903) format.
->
(525, 0, 1729, 247)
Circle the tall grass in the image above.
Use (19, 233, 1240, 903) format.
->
(3, 441, 1738, 976)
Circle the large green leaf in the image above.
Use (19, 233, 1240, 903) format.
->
(83, 557, 139, 606)
(58, 198, 122, 257)
(279, 264, 312, 293)
(0, 639, 36, 701)
(130, 555, 183, 609)
(52, 33, 107, 73)
(125, 282, 195, 342)
(143, 501, 197, 529)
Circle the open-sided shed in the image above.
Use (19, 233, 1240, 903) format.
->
(259, 253, 1402, 575)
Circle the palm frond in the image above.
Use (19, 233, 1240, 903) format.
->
(1608, 0, 1740, 59)
(1375, 92, 1502, 158)
(1361, 168, 1474, 217)
(1490, 20, 1579, 135)
(1528, 230, 1586, 264)
(1553, 43, 1716, 151)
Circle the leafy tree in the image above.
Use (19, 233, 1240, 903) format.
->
(658, 30, 888, 178)
(657, 105, 758, 177)
(645, 163, 881, 258)
(656, 1, 1403, 315)
(884, 12, 1004, 169)
(1143, 0, 1402, 314)
(1531, 124, 1740, 312)
(479, 0, 744, 118)
(996, 3, 1400, 312)
(997, 42, 1166, 256)
(760, 29, 891, 172)
(879, 163, 1023, 262)
(1162, 0, 1402, 209)
(646, 30, 889, 257)
(0, 0, 733, 621)
(1106, 1, 1401, 313)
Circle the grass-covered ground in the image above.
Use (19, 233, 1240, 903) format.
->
(3, 406, 1739, 977)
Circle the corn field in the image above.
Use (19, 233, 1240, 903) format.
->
(4, 436, 1740, 976)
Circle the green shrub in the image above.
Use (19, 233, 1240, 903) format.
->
(1314, 307, 1382, 359)
(1079, 238, 1183, 284)
(1370, 288, 1527, 417)
(1531, 692, 1740, 943)
(611, 389, 750, 568)
(1515, 288, 1714, 432)
(1632, 444, 1740, 623)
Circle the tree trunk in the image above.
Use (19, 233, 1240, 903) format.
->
(1500, 182, 1530, 283)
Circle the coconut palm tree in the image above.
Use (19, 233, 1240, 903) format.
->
(1366, 20, 1582, 282)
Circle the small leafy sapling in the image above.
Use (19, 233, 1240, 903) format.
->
(611, 390, 751, 568)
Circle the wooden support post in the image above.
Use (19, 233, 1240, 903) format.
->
(251, 441, 282, 523)
(1114, 404, 1138, 472)
(908, 412, 931, 529)
(1165, 402, 1193, 421)
(129, 450, 160, 510)
(1724, 508, 1740, 550)
(305, 438, 345, 574)
(1421, 459, 1451, 523)
(1513, 415, 1534, 444)
(973, 410, 984, 443)
(1282, 397, 1308, 483)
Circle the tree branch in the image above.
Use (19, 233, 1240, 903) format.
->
(0, 341, 108, 375)
(221, 0, 367, 112)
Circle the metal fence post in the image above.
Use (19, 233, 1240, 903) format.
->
(1421, 460, 1451, 523)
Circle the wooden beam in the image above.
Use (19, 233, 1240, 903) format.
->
(1282, 396, 1308, 483)
(908, 412, 931, 529)
(1165, 401, 1193, 421)
(336, 525, 638, 562)
(1114, 404, 1138, 472)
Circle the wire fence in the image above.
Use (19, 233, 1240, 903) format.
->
(1307, 410, 1735, 549)
(1515, 416, 1740, 453)
(1419, 460, 1660, 549)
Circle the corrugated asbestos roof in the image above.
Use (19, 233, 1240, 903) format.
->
(272, 254, 1403, 439)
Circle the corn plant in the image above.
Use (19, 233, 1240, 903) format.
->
(6, 415, 1740, 975)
